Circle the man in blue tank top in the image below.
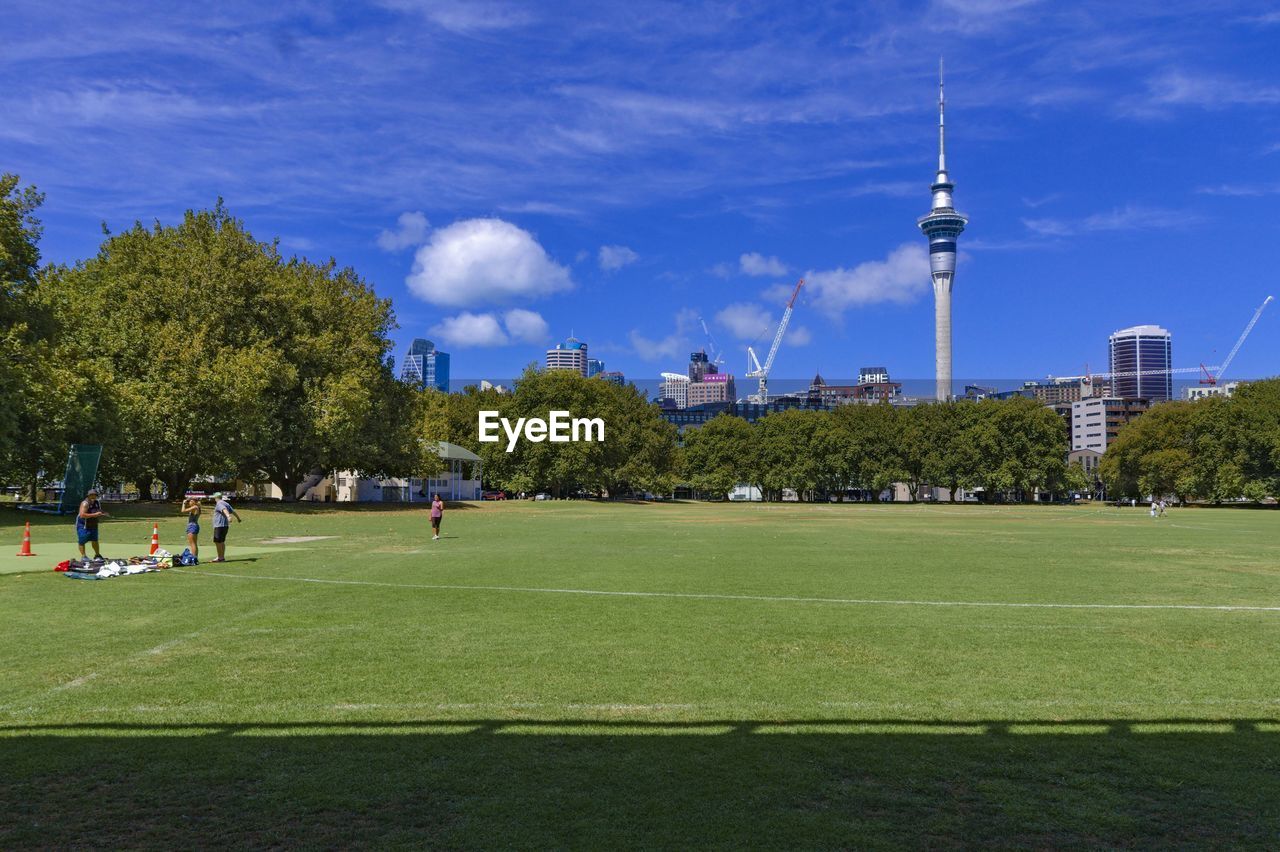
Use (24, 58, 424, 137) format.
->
(76, 488, 110, 559)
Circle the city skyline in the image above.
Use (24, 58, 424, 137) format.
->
(6, 2, 1279, 385)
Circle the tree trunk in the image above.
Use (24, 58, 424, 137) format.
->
(137, 475, 154, 501)
(273, 473, 300, 502)
(162, 470, 192, 502)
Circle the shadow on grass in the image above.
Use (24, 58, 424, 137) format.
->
(3, 717, 1277, 848)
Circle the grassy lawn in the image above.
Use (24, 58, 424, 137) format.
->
(2, 500, 1278, 848)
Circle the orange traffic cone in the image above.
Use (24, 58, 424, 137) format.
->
(149, 523, 160, 555)
(16, 521, 35, 556)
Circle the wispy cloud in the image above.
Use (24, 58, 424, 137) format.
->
(1021, 204, 1201, 237)
(1140, 70, 1280, 110)
(376, 0, 535, 34)
(1197, 183, 1280, 197)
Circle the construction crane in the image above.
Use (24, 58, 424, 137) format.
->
(698, 318, 726, 367)
(1048, 365, 1214, 384)
(746, 279, 804, 404)
(1202, 295, 1273, 385)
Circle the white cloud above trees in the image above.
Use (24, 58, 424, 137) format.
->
(408, 218, 572, 307)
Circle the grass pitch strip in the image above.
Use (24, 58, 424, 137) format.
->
(2, 501, 1278, 848)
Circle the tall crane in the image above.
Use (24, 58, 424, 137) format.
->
(1048, 365, 1214, 384)
(1204, 295, 1273, 385)
(746, 279, 804, 404)
(698, 318, 726, 367)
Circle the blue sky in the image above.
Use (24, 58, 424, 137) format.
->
(6, 0, 1280, 387)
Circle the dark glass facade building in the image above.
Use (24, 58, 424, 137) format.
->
(399, 338, 450, 392)
(1109, 325, 1171, 401)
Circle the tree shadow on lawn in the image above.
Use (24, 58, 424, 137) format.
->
(3, 717, 1277, 848)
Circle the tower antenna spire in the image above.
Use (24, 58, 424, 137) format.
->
(918, 58, 967, 402)
(938, 57, 946, 174)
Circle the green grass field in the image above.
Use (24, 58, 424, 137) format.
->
(2, 500, 1278, 848)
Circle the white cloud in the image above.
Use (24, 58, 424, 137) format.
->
(598, 244, 639, 271)
(786, 325, 813, 346)
(426, 307, 550, 347)
(739, 252, 788, 277)
(429, 312, 510, 347)
(377, 211, 430, 251)
(628, 308, 698, 361)
(503, 308, 550, 343)
(708, 262, 733, 279)
(716, 302, 773, 341)
(407, 218, 572, 307)
(804, 243, 930, 314)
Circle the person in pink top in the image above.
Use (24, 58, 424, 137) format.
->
(430, 494, 444, 540)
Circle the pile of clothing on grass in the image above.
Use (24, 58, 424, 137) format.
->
(53, 548, 196, 580)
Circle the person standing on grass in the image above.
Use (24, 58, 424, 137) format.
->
(430, 493, 444, 540)
(180, 494, 202, 559)
(76, 488, 109, 560)
(210, 492, 242, 563)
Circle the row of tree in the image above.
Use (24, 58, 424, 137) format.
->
(1100, 380, 1280, 502)
(682, 397, 1077, 501)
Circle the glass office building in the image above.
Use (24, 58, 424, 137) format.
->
(399, 338, 450, 392)
(1108, 325, 1171, 401)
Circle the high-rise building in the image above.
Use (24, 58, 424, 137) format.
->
(660, 372, 691, 409)
(586, 358, 605, 378)
(1109, 325, 1172, 401)
(597, 371, 626, 386)
(689, 373, 736, 406)
(917, 64, 968, 402)
(688, 350, 713, 383)
(399, 338, 450, 392)
(546, 337, 589, 375)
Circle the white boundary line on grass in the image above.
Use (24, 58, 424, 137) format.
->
(173, 569, 1280, 614)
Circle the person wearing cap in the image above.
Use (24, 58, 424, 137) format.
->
(76, 488, 110, 559)
(210, 492, 242, 563)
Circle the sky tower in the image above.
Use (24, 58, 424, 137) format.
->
(917, 61, 968, 401)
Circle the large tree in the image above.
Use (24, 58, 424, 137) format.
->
(45, 203, 413, 498)
(0, 174, 46, 468)
(243, 256, 414, 499)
